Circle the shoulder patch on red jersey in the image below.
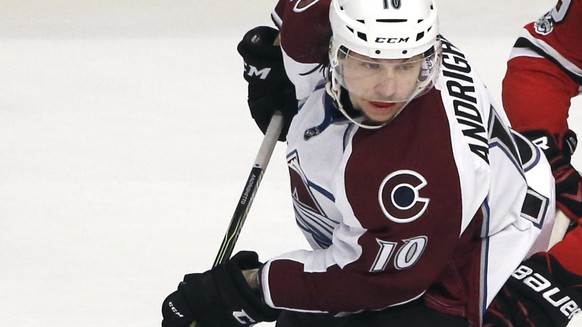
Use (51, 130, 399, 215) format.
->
(534, 13, 554, 36)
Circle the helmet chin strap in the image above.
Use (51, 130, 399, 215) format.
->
(325, 82, 410, 130)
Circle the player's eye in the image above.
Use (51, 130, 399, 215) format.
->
(396, 63, 415, 71)
(361, 62, 381, 70)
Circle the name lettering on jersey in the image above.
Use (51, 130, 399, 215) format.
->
(440, 38, 489, 163)
(378, 170, 429, 224)
(513, 264, 582, 319)
(244, 62, 271, 80)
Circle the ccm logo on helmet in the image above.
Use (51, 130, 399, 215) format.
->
(375, 37, 410, 44)
(378, 170, 429, 223)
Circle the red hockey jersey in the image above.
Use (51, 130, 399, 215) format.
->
(502, 0, 582, 277)
(503, 0, 582, 135)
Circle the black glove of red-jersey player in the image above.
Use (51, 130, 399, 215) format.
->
(521, 129, 582, 222)
(161, 251, 279, 327)
(237, 26, 298, 142)
(484, 253, 582, 327)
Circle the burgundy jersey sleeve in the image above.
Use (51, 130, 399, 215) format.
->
(272, 0, 331, 65)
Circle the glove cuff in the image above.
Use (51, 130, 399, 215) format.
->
(226, 252, 280, 321)
(237, 26, 282, 61)
(508, 254, 582, 325)
(520, 129, 577, 161)
(559, 129, 578, 156)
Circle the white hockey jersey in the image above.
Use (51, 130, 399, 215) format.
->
(259, 1, 556, 325)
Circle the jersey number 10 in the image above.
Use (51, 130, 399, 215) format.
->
(371, 236, 428, 272)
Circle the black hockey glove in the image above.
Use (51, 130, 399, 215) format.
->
(161, 251, 279, 327)
(484, 253, 582, 327)
(237, 26, 298, 141)
(521, 129, 582, 222)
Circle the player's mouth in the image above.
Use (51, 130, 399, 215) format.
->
(368, 101, 396, 110)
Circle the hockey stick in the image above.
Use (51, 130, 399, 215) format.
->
(211, 111, 283, 266)
(190, 111, 283, 327)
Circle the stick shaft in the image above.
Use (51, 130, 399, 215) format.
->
(212, 111, 283, 266)
(189, 113, 282, 327)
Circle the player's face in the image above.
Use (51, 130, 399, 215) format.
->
(340, 52, 423, 123)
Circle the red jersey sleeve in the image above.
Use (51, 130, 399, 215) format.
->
(503, 0, 582, 135)
(549, 218, 582, 275)
(503, 56, 579, 134)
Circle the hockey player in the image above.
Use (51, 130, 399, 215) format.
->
(503, 0, 582, 225)
(482, 0, 582, 326)
(161, 0, 556, 326)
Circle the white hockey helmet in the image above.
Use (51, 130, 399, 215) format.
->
(327, 0, 441, 127)
(329, 0, 439, 59)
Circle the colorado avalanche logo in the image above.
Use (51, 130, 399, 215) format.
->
(378, 170, 430, 223)
(288, 151, 338, 248)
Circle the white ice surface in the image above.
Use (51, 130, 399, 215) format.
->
(0, 0, 581, 326)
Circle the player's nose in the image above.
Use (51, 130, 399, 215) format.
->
(373, 74, 398, 99)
